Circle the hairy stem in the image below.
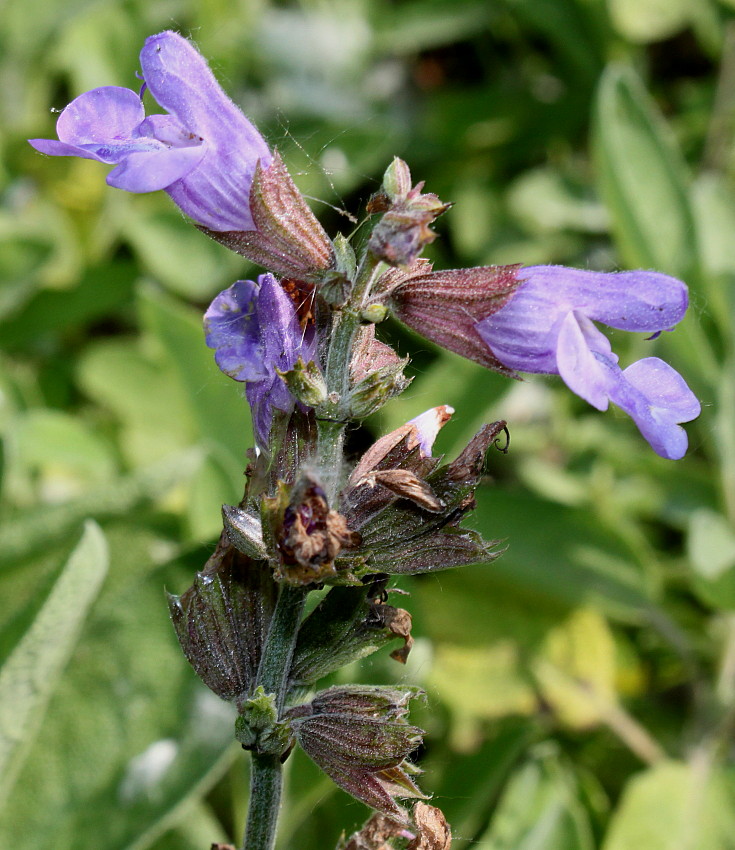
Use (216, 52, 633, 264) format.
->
(244, 753, 283, 850)
(325, 251, 384, 399)
(318, 251, 384, 500)
(243, 584, 308, 850)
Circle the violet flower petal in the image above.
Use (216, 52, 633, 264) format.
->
(55, 86, 144, 145)
(407, 406, 455, 456)
(475, 264, 699, 457)
(106, 144, 205, 192)
(247, 374, 293, 446)
(204, 280, 266, 382)
(28, 139, 104, 161)
(140, 31, 272, 231)
(521, 266, 689, 333)
(205, 274, 317, 446)
(29, 87, 167, 165)
(245, 274, 315, 444)
(477, 265, 689, 374)
(555, 312, 611, 411)
(256, 273, 308, 373)
(29, 33, 271, 231)
(602, 357, 700, 459)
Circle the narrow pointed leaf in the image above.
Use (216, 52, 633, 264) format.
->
(0, 521, 108, 804)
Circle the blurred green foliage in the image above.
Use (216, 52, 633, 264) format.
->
(2, 0, 735, 847)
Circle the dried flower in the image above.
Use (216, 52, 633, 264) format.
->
(274, 474, 361, 585)
(29, 31, 271, 231)
(339, 410, 504, 577)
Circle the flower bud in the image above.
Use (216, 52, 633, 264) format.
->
(235, 687, 294, 756)
(381, 157, 413, 200)
(339, 419, 508, 578)
(277, 356, 328, 407)
(347, 324, 411, 418)
(368, 162, 450, 268)
(361, 303, 389, 324)
(288, 685, 425, 822)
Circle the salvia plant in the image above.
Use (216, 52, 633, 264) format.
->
(30, 30, 701, 850)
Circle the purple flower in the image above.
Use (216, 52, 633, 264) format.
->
(475, 265, 700, 459)
(29, 31, 271, 231)
(204, 274, 315, 443)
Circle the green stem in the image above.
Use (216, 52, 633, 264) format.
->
(324, 251, 384, 400)
(243, 584, 307, 850)
(257, 584, 308, 710)
(244, 754, 283, 850)
(318, 251, 384, 501)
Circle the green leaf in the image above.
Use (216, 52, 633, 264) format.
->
(414, 488, 656, 653)
(0, 521, 108, 804)
(146, 801, 229, 850)
(429, 642, 536, 746)
(687, 509, 735, 609)
(608, 0, 696, 43)
(594, 65, 700, 285)
(688, 510, 735, 581)
(0, 525, 236, 850)
(122, 209, 242, 300)
(533, 608, 618, 729)
(602, 761, 735, 850)
(186, 450, 242, 541)
(76, 339, 194, 467)
(12, 409, 118, 500)
(0, 450, 202, 564)
(427, 719, 534, 840)
(375, 0, 498, 54)
(477, 746, 594, 850)
(137, 285, 250, 473)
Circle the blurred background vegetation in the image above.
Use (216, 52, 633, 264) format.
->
(2, 0, 735, 847)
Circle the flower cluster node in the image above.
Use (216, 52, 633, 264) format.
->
(235, 687, 294, 757)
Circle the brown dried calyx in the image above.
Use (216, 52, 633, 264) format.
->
(277, 474, 361, 585)
(377, 603, 414, 664)
(338, 802, 452, 850)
